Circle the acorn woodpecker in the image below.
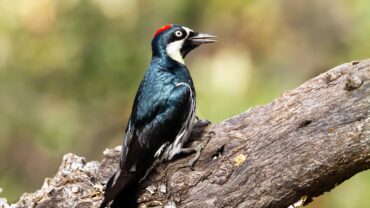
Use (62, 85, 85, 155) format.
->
(100, 24, 216, 208)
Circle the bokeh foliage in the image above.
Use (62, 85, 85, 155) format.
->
(0, 0, 370, 207)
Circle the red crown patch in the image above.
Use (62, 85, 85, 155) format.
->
(153, 24, 172, 38)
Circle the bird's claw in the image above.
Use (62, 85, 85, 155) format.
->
(194, 116, 211, 128)
(184, 131, 215, 170)
(188, 144, 203, 170)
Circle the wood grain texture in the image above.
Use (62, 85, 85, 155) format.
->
(1, 59, 369, 208)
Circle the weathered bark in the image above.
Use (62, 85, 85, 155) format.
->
(1, 59, 369, 208)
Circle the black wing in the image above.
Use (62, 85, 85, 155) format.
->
(100, 83, 192, 208)
(121, 83, 192, 172)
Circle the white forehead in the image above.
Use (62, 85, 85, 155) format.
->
(181, 26, 193, 36)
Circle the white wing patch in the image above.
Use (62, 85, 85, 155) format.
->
(120, 122, 132, 168)
(154, 142, 169, 158)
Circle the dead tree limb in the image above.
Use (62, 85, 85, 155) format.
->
(1, 59, 369, 208)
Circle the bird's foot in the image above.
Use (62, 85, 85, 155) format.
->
(189, 117, 211, 142)
(194, 116, 211, 128)
(178, 131, 215, 170)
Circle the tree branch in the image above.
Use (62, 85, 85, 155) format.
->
(1, 59, 369, 208)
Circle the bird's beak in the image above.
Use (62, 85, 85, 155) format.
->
(180, 32, 217, 57)
(188, 33, 217, 45)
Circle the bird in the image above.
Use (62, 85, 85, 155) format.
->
(100, 24, 216, 208)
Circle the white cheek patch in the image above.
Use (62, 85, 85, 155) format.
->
(165, 26, 193, 65)
(166, 39, 186, 64)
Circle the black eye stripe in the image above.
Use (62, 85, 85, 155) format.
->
(166, 28, 187, 43)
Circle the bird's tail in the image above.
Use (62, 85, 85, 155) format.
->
(99, 169, 136, 208)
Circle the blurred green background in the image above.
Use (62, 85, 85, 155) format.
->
(0, 0, 369, 207)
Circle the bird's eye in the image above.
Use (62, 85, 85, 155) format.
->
(175, 30, 183, 37)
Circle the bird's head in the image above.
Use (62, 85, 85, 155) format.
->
(151, 24, 216, 64)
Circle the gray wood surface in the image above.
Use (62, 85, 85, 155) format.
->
(2, 59, 369, 208)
